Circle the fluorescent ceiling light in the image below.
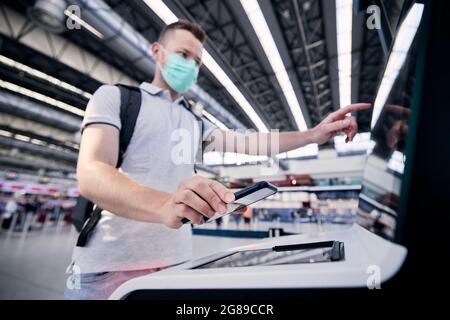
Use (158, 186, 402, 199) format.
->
(1, 126, 78, 149)
(203, 152, 223, 166)
(201, 52, 269, 132)
(30, 138, 46, 146)
(334, 132, 375, 154)
(142, 0, 178, 24)
(0, 54, 92, 99)
(203, 151, 268, 166)
(224, 153, 268, 165)
(371, 4, 424, 128)
(336, 0, 353, 108)
(202, 110, 229, 131)
(142, 0, 268, 132)
(276, 143, 318, 159)
(64, 141, 80, 149)
(0, 80, 85, 117)
(0, 130, 13, 137)
(240, 0, 308, 131)
(194, 101, 229, 130)
(14, 134, 30, 142)
(64, 10, 104, 39)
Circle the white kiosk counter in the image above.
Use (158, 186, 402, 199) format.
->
(110, 224, 406, 300)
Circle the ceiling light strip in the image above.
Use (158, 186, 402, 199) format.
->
(202, 109, 229, 131)
(0, 80, 85, 117)
(240, 0, 308, 131)
(336, 0, 353, 108)
(64, 10, 104, 39)
(0, 54, 92, 99)
(142, 0, 268, 132)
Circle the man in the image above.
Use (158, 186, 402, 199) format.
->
(65, 20, 370, 299)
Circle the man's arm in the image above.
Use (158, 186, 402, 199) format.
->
(77, 124, 236, 228)
(77, 124, 169, 223)
(207, 103, 371, 155)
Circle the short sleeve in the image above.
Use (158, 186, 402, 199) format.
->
(81, 85, 121, 133)
(201, 117, 218, 142)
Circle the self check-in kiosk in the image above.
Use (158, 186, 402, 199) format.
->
(110, 224, 406, 299)
(110, 1, 448, 300)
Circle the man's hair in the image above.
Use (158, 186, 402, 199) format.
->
(158, 20, 206, 44)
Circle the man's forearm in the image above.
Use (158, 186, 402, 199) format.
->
(77, 161, 169, 223)
(245, 131, 313, 156)
(276, 130, 314, 154)
(212, 128, 315, 156)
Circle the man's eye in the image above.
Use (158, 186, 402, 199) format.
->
(181, 52, 188, 58)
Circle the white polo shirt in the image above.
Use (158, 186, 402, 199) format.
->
(69, 82, 217, 273)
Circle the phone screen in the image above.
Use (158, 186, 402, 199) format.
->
(204, 187, 276, 223)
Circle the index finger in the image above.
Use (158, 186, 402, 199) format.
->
(330, 103, 372, 120)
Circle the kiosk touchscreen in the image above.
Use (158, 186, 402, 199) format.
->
(355, 3, 425, 242)
(193, 241, 345, 269)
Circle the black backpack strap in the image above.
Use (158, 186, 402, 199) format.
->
(76, 84, 142, 247)
(117, 84, 142, 168)
(72, 196, 94, 232)
(76, 206, 102, 247)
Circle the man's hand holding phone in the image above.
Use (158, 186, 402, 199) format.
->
(158, 176, 238, 229)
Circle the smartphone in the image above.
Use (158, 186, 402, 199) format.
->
(182, 181, 278, 224)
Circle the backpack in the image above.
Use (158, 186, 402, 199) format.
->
(73, 84, 204, 247)
(73, 84, 142, 246)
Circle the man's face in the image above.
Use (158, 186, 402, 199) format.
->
(154, 29, 203, 73)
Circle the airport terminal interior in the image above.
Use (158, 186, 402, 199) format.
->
(0, 0, 449, 302)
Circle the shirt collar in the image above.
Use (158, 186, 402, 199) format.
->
(139, 82, 186, 105)
(139, 82, 164, 96)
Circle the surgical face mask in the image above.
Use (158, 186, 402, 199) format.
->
(158, 46, 199, 94)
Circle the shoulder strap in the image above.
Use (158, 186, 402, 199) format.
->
(180, 98, 203, 167)
(76, 206, 102, 246)
(116, 84, 142, 168)
(76, 84, 141, 247)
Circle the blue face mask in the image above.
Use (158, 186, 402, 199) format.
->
(159, 46, 199, 94)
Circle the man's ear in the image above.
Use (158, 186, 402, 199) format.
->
(151, 42, 160, 59)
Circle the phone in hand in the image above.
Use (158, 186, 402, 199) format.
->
(181, 181, 278, 224)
